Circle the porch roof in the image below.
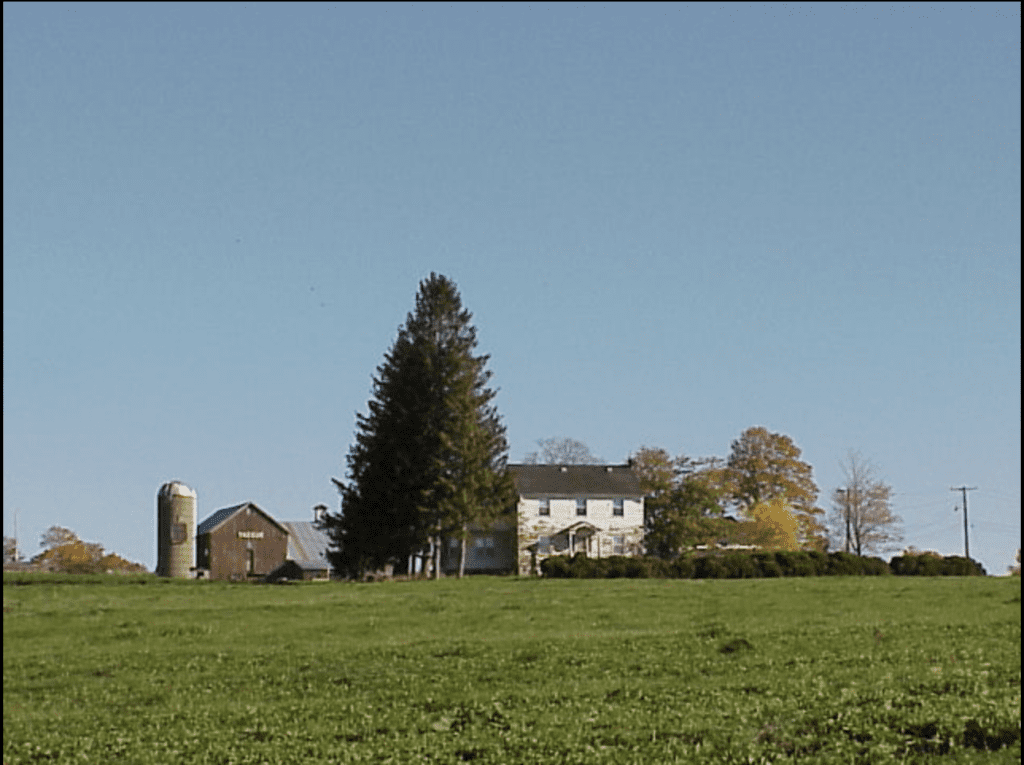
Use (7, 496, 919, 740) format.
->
(555, 520, 601, 536)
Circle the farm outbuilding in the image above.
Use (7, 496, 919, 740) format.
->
(268, 519, 332, 581)
(266, 558, 330, 581)
(196, 502, 289, 581)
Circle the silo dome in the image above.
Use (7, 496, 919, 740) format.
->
(160, 481, 197, 499)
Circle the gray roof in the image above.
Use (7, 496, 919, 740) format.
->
(197, 502, 290, 536)
(282, 521, 331, 565)
(507, 464, 641, 498)
(197, 504, 244, 535)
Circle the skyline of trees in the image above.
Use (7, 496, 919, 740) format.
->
(3, 525, 148, 574)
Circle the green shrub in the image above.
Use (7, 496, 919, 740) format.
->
(891, 554, 986, 576)
(861, 556, 892, 576)
(567, 553, 598, 578)
(624, 558, 650, 578)
(827, 551, 864, 575)
(889, 555, 916, 576)
(942, 556, 986, 576)
(693, 555, 728, 579)
(806, 550, 830, 576)
(602, 556, 629, 578)
(670, 556, 695, 579)
(776, 551, 815, 577)
(540, 556, 571, 578)
(752, 553, 783, 578)
(722, 553, 761, 579)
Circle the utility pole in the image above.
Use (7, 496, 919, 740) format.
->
(951, 486, 976, 561)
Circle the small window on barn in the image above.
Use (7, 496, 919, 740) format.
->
(246, 549, 255, 574)
(538, 498, 550, 516)
(576, 498, 587, 516)
(613, 499, 624, 517)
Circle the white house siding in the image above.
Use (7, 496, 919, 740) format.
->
(516, 496, 644, 576)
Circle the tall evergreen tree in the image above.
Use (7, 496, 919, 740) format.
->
(326, 274, 516, 578)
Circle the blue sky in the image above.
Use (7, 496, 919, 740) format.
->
(4, 2, 1020, 574)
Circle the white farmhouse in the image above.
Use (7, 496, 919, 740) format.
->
(441, 463, 645, 576)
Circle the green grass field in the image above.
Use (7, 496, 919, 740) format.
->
(3, 574, 1020, 764)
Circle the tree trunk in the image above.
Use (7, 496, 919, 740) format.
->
(433, 535, 442, 579)
(458, 524, 467, 579)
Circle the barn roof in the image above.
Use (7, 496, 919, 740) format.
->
(281, 521, 331, 566)
(197, 502, 289, 536)
(507, 464, 641, 498)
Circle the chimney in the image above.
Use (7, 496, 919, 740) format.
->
(313, 504, 328, 524)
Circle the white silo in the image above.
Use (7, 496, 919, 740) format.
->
(156, 481, 197, 578)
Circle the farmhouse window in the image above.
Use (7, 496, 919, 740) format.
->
(537, 535, 551, 554)
(538, 498, 550, 516)
(612, 535, 624, 555)
(613, 499, 624, 517)
(576, 498, 587, 516)
(474, 536, 495, 557)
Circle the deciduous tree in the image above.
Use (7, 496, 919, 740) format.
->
(741, 497, 801, 551)
(631, 447, 726, 558)
(523, 437, 602, 465)
(629, 446, 676, 499)
(40, 526, 79, 550)
(829, 452, 903, 556)
(22, 526, 144, 574)
(717, 427, 827, 550)
(3, 536, 21, 564)
(325, 274, 516, 579)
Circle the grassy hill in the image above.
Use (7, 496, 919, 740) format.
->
(3, 574, 1020, 763)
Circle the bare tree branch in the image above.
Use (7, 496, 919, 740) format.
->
(830, 452, 903, 556)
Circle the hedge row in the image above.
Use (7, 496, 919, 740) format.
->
(889, 554, 986, 577)
(539, 551, 986, 579)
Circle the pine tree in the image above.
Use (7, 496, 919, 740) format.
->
(326, 274, 516, 578)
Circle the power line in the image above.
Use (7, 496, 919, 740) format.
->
(951, 486, 977, 560)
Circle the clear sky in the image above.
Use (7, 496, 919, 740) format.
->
(4, 2, 1020, 575)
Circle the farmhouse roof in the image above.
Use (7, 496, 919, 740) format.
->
(197, 502, 289, 536)
(507, 464, 641, 498)
(281, 521, 331, 565)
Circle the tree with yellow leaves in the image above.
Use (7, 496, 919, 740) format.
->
(32, 526, 145, 574)
(741, 497, 801, 551)
(715, 426, 827, 550)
